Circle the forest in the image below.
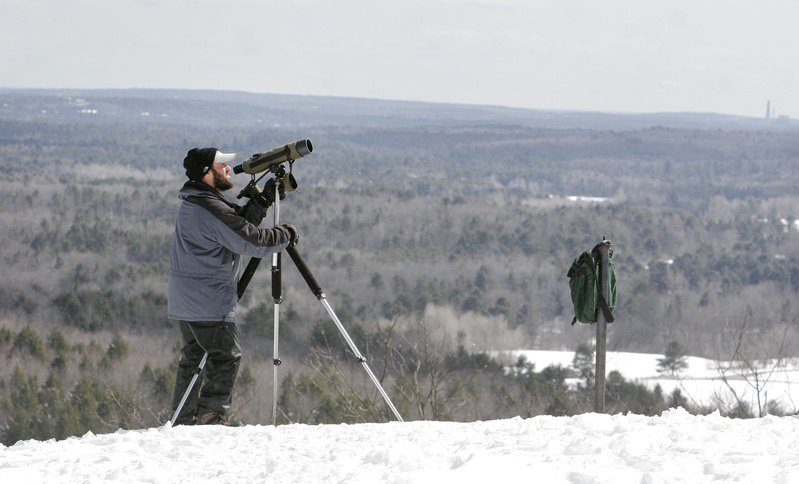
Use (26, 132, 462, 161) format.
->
(0, 89, 798, 444)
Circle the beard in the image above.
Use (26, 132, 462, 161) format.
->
(212, 170, 234, 191)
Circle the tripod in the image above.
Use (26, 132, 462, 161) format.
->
(170, 167, 404, 426)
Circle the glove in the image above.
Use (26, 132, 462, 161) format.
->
(252, 192, 271, 208)
(282, 224, 299, 247)
(264, 178, 287, 204)
(252, 178, 287, 208)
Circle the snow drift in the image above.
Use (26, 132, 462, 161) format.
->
(3, 408, 799, 484)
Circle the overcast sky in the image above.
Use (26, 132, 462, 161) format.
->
(1, 0, 796, 118)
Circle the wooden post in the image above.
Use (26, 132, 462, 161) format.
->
(594, 238, 612, 413)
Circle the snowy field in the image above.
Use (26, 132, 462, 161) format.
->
(3, 351, 799, 484)
(502, 350, 799, 415)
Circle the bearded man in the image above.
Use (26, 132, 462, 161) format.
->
(167, 147, 298, 425)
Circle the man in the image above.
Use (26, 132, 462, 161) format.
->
(168, 147, 298, 426)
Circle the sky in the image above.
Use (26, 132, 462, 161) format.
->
(1, 0, 797, 118)
(4, 350, 799, 483)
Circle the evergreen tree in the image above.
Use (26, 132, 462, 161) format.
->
(1, 366, 50, 445)
(11, 326, 48, 362)
(106, 331, 129, 361)
(657, 341, 689, 376)
(667, 388, 691, 410)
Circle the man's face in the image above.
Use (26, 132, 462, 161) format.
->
(208, 162, 233, 191)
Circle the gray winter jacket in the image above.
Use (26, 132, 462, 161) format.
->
(167, 181, 291, 323)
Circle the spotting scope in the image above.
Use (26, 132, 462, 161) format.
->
(232, 139, 313, 175)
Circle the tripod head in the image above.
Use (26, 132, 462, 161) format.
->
(236, 153, 301, 200)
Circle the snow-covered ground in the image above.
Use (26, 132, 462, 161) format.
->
(4, 351, 799, 484)
(501, 350, 799, 415)
(4, 409, 799, 483)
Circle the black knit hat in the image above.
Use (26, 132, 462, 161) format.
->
(183, 148, 236, 181)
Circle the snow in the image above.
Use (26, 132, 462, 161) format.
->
(5, 350, 799, 483)
(3, 410, 799, 483)
(567, 196, 608, 203)
(504, 350, 799, 414)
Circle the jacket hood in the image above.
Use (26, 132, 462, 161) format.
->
(178, 180, 242, 216)
(180, 180, 225, 200)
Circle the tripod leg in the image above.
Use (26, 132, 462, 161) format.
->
(271, 180, 282, 426)
(318, 297, 404, 422)
(286, 246, 404, 422)
(238, 257, 261, 300)
(272, 251, 282, 426)
(170, 352, 208, 426)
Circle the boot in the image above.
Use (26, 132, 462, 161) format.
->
(197, 410, 243, 427)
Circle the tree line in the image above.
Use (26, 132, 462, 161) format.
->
(3, 322, 762, 446)
(5, 179, 797, 355)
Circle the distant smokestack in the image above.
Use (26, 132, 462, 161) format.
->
(766, 100, 771, 119)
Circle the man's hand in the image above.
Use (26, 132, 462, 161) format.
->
(263, 178, 287, 204)
(282, 224, 299, 247)
(252, 178, 287, 208)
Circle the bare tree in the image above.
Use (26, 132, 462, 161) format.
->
(383, 318, 482, 421)
(715, 310, 797, 417)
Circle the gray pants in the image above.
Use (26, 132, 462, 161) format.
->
(171, 320, 242, 425)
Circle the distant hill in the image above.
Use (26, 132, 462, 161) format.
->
(1, 88, 794, 131)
